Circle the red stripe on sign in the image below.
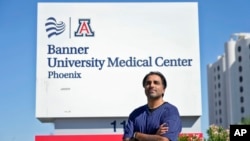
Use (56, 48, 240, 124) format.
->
(35, 133, 203, 141)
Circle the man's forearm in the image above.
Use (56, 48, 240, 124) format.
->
(135, 132, 169, 141)
(123, 138, 137, 141)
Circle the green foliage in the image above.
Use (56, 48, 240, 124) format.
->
(178, 134, 189, 141)
(241, 117, 250, 125)
(178, 133, 203, 141)
(180, 116, 250, 141)
(206, 124, 229, 141)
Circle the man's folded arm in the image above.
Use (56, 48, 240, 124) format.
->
(135, 132, 170, 141)
(123, 138, 137, 141)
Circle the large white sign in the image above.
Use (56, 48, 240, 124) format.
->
(36, 2, 201, 120)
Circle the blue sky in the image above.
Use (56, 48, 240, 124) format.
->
(1, 0, 250, 141)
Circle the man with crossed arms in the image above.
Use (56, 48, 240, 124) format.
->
(123, 71, 182, 141)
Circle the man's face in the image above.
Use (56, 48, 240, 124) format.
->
(144, 74, 165, 99)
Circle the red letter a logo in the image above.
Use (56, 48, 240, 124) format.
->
(75, 19, 94, 37)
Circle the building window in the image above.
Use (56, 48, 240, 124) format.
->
(239, 66, 242, 72)
(219, 100, 221, 106)
(217, 66, 220, 71)
(217, 74, 220, 80)
(238, 56, 242, 62)
(218, 83, 221, 89)
(238, 46, 241, 52)
(240, 96, 244, 103)
(239, 76, 243, 83)
(218, 92, 221, 97)
(219, 118, 222, 124)
(240, 86, 244, 93)
(241, 107, 244, 113)
(219, 109, 222, 115)
(215, 84, 217, 89)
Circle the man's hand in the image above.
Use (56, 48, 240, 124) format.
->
(124, 123, 169, 141)
(123, 138, 137, 141)
(156, 123, 168, 135)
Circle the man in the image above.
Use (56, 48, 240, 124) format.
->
(123, 71, 182, 141)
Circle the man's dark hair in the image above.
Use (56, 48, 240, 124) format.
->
(142, 71, 167, 89)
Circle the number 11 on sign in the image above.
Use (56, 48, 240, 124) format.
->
(111, 120, 126, 132)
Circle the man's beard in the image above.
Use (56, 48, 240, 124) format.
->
(147, 93, 162, 99)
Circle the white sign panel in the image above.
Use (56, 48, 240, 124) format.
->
(36, 2, 201, 119)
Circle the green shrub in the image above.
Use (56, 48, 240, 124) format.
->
(206, 124, 229, 141)
(178, 133, 203, 141)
